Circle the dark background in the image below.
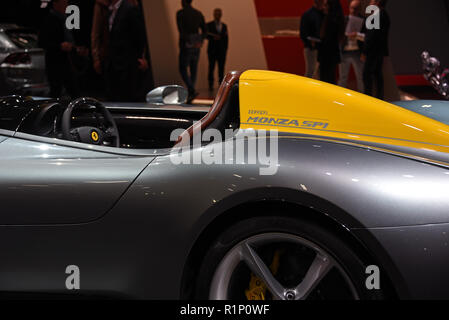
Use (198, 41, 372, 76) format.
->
(1, 0, 94, 45)
(1, 0, 154, 99)
(2, 0, 449, 86)
(254, 0, 449, 83)
(388, 0, 449, 75)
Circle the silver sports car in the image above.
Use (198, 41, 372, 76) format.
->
(0, 70, 449, 300)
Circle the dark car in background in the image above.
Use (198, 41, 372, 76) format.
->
(0, 24, 48, 96)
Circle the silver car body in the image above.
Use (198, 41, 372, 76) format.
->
(0, 72, 449, 299)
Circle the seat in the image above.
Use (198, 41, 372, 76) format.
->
(175, 71, 241, 147)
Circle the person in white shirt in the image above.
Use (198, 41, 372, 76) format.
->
(338, 0, 364, 92)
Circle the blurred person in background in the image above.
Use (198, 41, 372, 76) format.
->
(38, 0, 81, 98)
(318, 0, 345, 84)
(207, 8, 228, 92)
(91, 0, 111, 77)
(177, 0, 206, 102)
(105, 0, 147, 102)
(338, 0, 364, 92)
(300, 0, 324, 79)
(362, 0, 390, 99)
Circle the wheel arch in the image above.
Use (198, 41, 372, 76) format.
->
(180, 187, 401, 299)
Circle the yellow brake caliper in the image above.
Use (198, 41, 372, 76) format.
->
(245, 250, 281, 300)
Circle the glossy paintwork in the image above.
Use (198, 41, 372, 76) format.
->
(13, 132, 169, 156)
(278, 132, 449, 168)
(2, 76, 449, 298)
(134, 134, 449, 228)
(239, 70, 449, 153)
(0, 129, 12, 144)
(0, 137, 153, 224)
(354, 224, 449, 299)
(1, 131, 449, 298)
(0, 96, 37, 131)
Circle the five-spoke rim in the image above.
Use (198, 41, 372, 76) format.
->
(209, 233, 359, 300)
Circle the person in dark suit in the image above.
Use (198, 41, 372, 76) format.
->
(206, 8, 228, 91)
(38, 0, 80, 98)
(105, 0, 147, 102)
(91, 0, 112, 76)
(300, 0, 324, 79)
(362, 0, 390, 100)
(177, 0, 206, 102)
(318, 0, 345, 84)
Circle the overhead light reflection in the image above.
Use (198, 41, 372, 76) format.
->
(402, 123, 423, 132)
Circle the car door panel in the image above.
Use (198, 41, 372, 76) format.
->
(0, 137, 153, 225)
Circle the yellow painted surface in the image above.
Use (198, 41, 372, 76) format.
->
(239, 70, 449, 153)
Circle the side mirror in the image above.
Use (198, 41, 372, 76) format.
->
(146, 85, 188, 105)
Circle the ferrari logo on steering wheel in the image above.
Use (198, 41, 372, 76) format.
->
(91, 131, 99, 142)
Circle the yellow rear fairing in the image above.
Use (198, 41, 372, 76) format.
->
(239, 70, 449, 153)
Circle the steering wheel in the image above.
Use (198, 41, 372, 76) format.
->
(62, 98, 120, 147)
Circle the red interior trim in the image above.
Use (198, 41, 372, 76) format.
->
(395, 75, 428, 86)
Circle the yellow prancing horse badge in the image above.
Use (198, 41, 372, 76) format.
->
(91, 131, 99, 142)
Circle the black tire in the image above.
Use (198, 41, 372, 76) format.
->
(195, 216, 385, 300)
